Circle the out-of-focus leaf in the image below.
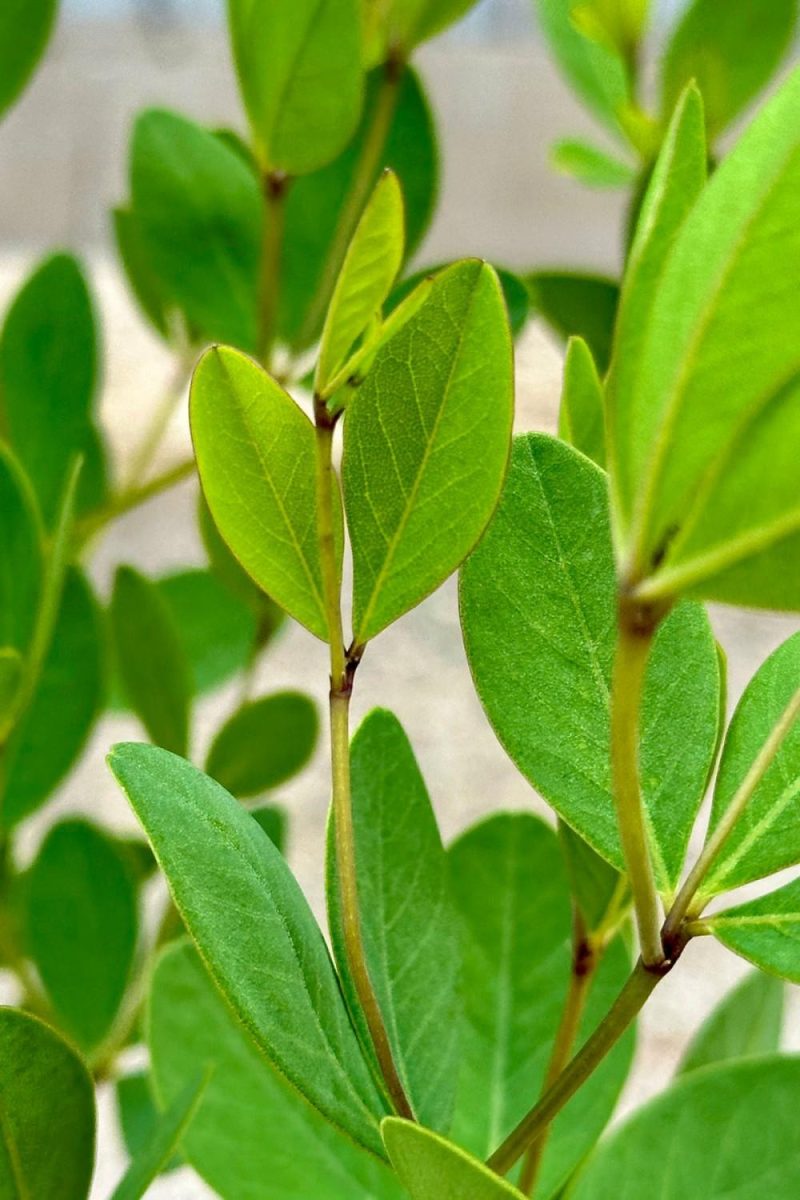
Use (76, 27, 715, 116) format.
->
(157, 568, 257, 697)
(113, 207, 172, 340)
(110, 1071, 208, 1200)
(0, 0, 58, 119)
(552, 138, 636, 188)
(533, 0, 629, 134)
(678, 971, 784, 1075)
(0, 446, 41, 657)
(526, 271, 619, 373)
(117, 1072, 180, 1173)
(206, 692, 318, 797)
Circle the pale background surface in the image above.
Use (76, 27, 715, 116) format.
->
(1, 3, 799, 1196)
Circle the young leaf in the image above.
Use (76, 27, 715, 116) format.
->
(459, 434, 721, 887)
(226, 0, 363, 175)
(449, 814, 633, 1197)
(206, 691, 318, 797)
(316, 170, 404, 398)
(327, 709, 460, 1131)
(130, 109, 261, 351)
(570, 1057, 800, 1198)
(0, 1008, 95, 1200)
(0, 0, 58, 119)
(382, 1118, 527, 1200)
(706, 877, 800, 984)
(25, 818, 138, 1055)
(0, 253, 97, 526)
(110, 743, 388, 1154)
(0, 446, 41, 658)
(701, 632, 800, 896)
(344, 260, 513, 644)
(558, 336, 606, 468)
(2, 568, 104, 829)
(612, 68, 800, 609)
(526, 271, 619, 373)
(149, 941, 404, 1199)
(677, 971, 784, 1075)
(191, 346, 343, 641)
(661, 0, 797, 140)
(110, 1070, 208, 1200)
(116, 1072, 180, 1174)
(551, 139, 635, 188)
(533, 0, 629, 134)
(111, 565, 191, 756)
(157, 568, 258, 697)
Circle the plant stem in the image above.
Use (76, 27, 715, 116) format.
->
(123, 353, 193, 490)
(313, 398, 413, 1119)
(258, 171, 289, 369)
(663, 681, 800, 942)
(75, 458, 195, 548)
(611, 598, 664, 967)
(295, 56, 404, 350)
(488, 957, 668, 1177)
(519, 912, 598, 1195)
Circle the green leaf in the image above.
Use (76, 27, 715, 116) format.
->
(157, 568, 258, 697)
(327, 709, 460, 1131)
(191, 346, 343, 641)
(367, 0, 481, 55)
(2, 568, 105, 829)
(533, 0, 629, 134)
(389, 264, 530, 340)
(0, 1008, 95, 1199)
(383, 1118, 527, 1200)
(558, 336, 606, 468)
(344, 260, 513, 644)
(701, 632, 800, 896)
(558, 821, 623, 934)
(570, 1056, 800, 1198)
(227, 0, 363, 174)
(25, 818, 138, 1054)
(149, 940, 404, 1199)
(0, 254, 98, 526)
(279, 66, 438, 350)
(612, 68, 800, 610)
(110, 743, 387, 1154)
(449, 814, 633, 1197)
(111, 565, 191, 756)
(706, 876, 800, 984)
(0, 446, 41, 657)
(551, 139, 635, 188)
(130, 108, 261, 351)
(661, 0, 797, 141)
(0, 647, 22, 719)
(110, 1070, 208, 1200)
(116, 1072, 180, 1173)
(0, 0, 58, 119)
(316, 170, 405, 397)
(112, 207, 172, 340)
(678, 971, 784, 1075)
(459, 434, 721, 888)
(206, 691, 318, 797)
(526, 271, 619, 374)
(251, 804, 288, 853)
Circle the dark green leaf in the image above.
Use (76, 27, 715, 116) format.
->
(0, 446, 41, 658)
(110, 1070, 208, 1200)
(0, 0, 58, 119)
(111, 566, 191, 756)
(526, 271, 619, 374)
(344, 260, 513, 643)
(117, 1072, 180, 1172)
(112, 207, 172, 340)
(251, 804, 287, 854)
(551, 139, 636, 188)
(206, 691, 318, 797)
(383, 1118, 526, 1200)
(158, 568, 258, 697)
(327, 709, 460, 1131)
(110, 743, 387, 1153)
(558, 336, 606, 468)
(558, 822, 623, 934)
(0, 1008, 95, 1199)
(707, 876, 800, 984)
(678, 971, 784, 1075)
(0, 647, 22, 720)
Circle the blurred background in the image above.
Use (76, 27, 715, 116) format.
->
(2, 2, 799, 1195)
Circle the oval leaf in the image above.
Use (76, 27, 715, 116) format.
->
(382, 1118, 526, 1200)
(206, 691, 318, 797)
(678, 970, 784, 1075)
(0, 0, 58, 118)
(707, 877, 800, 984)
(157, 568, 258, 698)
(110, 1070, 208, 1200)
(0, 446, 41, 658)
(558, 336, 606, 468)
(526, 271, 619, 374)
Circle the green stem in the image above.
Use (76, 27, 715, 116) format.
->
(75, 458, 195, 549)
(258, 171, 289, 369)
(313, 399, 413, 1119)
(611, 600, 664, 967)
(488, 958, 668, 1177)
(295, 56, 404, 351)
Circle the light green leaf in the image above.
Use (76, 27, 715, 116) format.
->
(2, 568, 105, 829)
(0, 254, 98, 526)
(702, 632, 800, 896)
(0, 1008, 95, 1200)
(227, 0, 363, 175)
(327, 709, 460, 1131)
(191, 346, 343, 641)
(110, 1071, 208, 1200)
(526, 271, 619, 373)
(116, 1073, 180, 1174)
(551, 139, 635, 188)
(533, 0, 629, 134)
(149, 940, 404, 1199)
(383, 1118, 527, 1200)
(157, 568, 258, 698)
(0, 447, 41, 658)
(0, 0, 58, 119)
(367, 0, 480, 54)
(661, 0, 797, 140)
(449, 814, 633, 1197)
(110, 743, 388, 1154)
(570, 1056, 800, 1198)
(316, 170, 405, 398)
(678, 971, 784, 1075)
(111, 565, 191, 756)
(344, 259, 513, 644)
(460, 434, 721, 888)
(25, 818, 138, 1055)
(707, 876, 800, 984)
(388, 264, 529, 340)
(206, 691, 318, 797)
(612, 68, 800, 610)
(558, 336, 606, 468)
(131, 109, 261, 351)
